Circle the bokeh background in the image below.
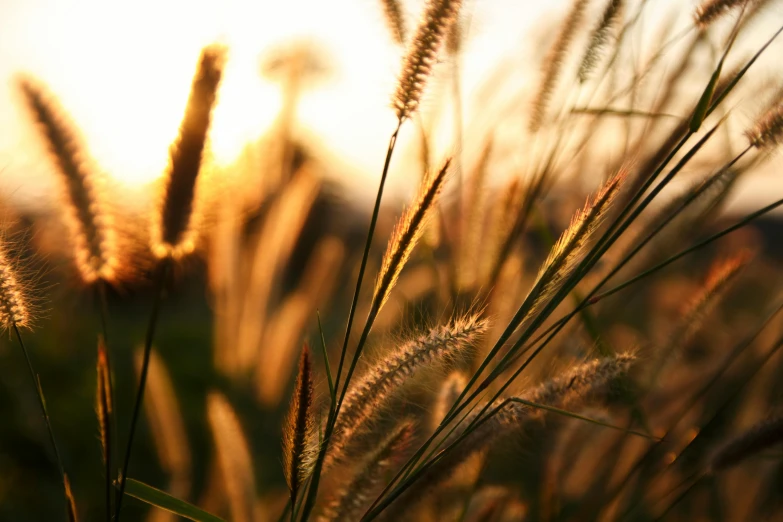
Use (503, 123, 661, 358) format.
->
(1, 1, 783, 521)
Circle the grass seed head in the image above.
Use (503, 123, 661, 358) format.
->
(282, 344, 315, 503)
(393, 0, 462, 121)
(746, 104, 783, 149)
(152, 44, 226, 260)
(329, 313, 488, 466)
(694, 0, 749, 29)
(17, 77, 119, 284)
(0, 245, 31, 329)
(710, 415, 783, 471)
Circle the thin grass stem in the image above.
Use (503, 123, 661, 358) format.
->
(114, 259, 170, 521)
(13, 323, 69, 520)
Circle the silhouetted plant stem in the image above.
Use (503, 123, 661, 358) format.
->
(300, 121, 401, 522)
(115, 259, 170, 521)
(13, 323, 69, 520)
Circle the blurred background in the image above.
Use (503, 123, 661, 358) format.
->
(1, 0, 783, 521)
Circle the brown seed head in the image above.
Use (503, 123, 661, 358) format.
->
(746, 104, 783, 149)
(282, 344, 315, 503)
(393, 0, 462, 121)
(17, 77, 119, 284)
(152, 44, 226, 259)
(0, 246, 30, 329)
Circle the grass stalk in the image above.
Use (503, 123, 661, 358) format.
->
(114, 259, 170, 521)
(13, 323, 69, 519)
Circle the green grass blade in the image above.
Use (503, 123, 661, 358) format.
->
(123, 479, 225, 522)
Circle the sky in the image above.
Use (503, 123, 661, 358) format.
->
(0, 0, 555, 208)
(0, 0, 782, 214)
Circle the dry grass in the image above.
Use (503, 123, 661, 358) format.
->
(2, 1, 783, 521)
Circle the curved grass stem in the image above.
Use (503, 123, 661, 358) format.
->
(13, 323, 69, 520)
(299, 120, 402, 522)
(114, 259, 170, 521)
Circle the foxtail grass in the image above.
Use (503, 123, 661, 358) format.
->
(17, 77, 119, 286)
(152, 44, 226, 260)
(319, 420, 413, 522)
(327, 314, 487, 467)
(530, 0, 590, 131)
(380, 0, 407, 45)
(694, 0, 750, 28)
(376, 354, 635, 518)
(710, 415, 783, 471)
(393, 0, 462, 122)
(578, 0, 624, 83)
(1, 240, 71, 519)
(282, 344, 315, 512)
(302, 1, 465, 515)
(373, 159, 450, 313)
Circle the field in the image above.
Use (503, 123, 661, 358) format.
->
(1, 0, 783, 521)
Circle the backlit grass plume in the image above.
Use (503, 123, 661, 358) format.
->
(0, 243, 31, 329)
(526, 168, 626, 318)
(381, 0, 407, 45)
(319, 420, 413, 522)
(383, 353, 635, 517)
(694, 0, 749, 28)
(282, 344, 315, 506)
(17, 77, 118, 284)
(328, 314, 488, 466)
(373, 159, 450, 312)
(745, 103, 783, 149)
(577, 0, 624, 83)
(530, 0, 590, 131)
(710, 414, 783, 471)
(393, 0, 462, 121)
(152, 44, 226, 259)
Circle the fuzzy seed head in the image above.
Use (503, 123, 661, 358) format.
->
(746, 104, 783, 149)
(152, 44, 226, 260)
(319, 420, 413, 522)
(694, 0, 748, 29)
(328, 314, 488, 466)
(18, 77, 119, 284)
(384, 353, 634, 515)
(577, 0, 624, 83)
(393, 0, 462, 121)
(518, 352, 636, 414)
(373, 159, 450, 312)
(710, 415, 783, 471)
(530, 0, 590, 131)
(381, 0, 407, 45)
(0, 247, 30, 329)
(282, 344, 315, 502)
(527, 168, 626, 319)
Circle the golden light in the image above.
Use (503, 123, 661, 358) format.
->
(0, 0, 568, 208)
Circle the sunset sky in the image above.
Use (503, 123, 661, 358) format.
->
(0, 0, 781, 213)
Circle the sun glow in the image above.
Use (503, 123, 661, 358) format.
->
(0, 0, 599, 208)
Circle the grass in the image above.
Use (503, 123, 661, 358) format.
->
(2, 0, 783, 520)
